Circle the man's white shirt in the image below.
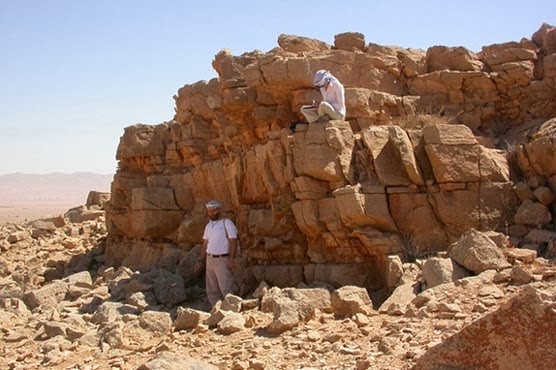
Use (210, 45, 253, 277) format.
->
(203, 218, 237, 255)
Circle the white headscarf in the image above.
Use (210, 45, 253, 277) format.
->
(313, 70, 332, 87)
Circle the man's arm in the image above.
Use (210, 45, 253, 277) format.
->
(195, 239, 208, 273)
(228, 238, 237, 259)
(330, 82, 345, 114)
(224, 219, 238, 271)
(227, 238, 237, 271)
(200, 239, 208, 260)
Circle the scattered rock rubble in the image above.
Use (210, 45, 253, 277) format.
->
(1, 198, 556, 369)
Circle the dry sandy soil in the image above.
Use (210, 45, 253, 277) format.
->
(0, 203, 79, 224)
(0, 173, 112, 224)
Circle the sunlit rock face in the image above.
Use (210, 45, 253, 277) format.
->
(106, 26, 556, 298)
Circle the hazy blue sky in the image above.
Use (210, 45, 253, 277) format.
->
(1, 0, 554, 175)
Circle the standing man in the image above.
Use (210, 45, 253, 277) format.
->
(195, 200, 238, 307)
(300, 69, 346, 123)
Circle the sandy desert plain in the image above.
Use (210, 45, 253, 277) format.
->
(0, 173, 113, 224)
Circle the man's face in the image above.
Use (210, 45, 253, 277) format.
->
(207, 208, 220, 221)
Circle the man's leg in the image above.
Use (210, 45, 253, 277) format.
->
(205, 258, 223, 306)
(318, 102, 343, 120)
(300, 105, 320, 123)
(213, 257, 234, 299)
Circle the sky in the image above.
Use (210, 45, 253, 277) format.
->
(1, 1, 554, 175)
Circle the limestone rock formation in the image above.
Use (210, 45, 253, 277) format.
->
(107, 25, 556, 303)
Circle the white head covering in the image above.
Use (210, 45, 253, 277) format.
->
(313, 70, 332, 87)
(205, 200, 222, 210)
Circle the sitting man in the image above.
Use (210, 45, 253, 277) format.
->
(300, 69, 346, 124)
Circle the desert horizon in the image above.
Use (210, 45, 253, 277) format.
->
(0, 203, 81, 224)
(0, 172, 113, 224)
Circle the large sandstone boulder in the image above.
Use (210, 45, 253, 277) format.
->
(426, 45, 483, 72)
(137, 352, 218, 370)
(334, 32, 365, 52)
(292, 120, 354, 183)
(414, 286, 556, 369)
(448, 229, 512, 274)
(421, 257, 471, 289)
(330, 286, 374, 317)
(22, 280, 68, 310)
(278, 34, 330, 53)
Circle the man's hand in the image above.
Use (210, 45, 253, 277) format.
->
(194, 260, 204, 273)
(226, 258, 235, 272)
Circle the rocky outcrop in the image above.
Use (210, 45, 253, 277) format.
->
(106, 25, 556, 299)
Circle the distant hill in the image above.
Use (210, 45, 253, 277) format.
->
(0, 172, 113, 205)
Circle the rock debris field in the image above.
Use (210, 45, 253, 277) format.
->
(1, 206, 556, 370)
